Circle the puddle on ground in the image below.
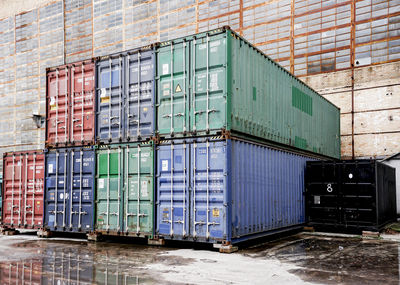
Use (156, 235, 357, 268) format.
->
(244, 234, 400, 285)
(2, 234, 400, 284)
(0, 239, 186, 284)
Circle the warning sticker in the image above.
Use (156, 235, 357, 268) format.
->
(314, 196, 321, 205)
(100, 88, 110, 103)
(212, 208, 220, 217)
(175, 84, 182, 93)
(50, 97, 57, 110)
(162, 160, 168, 171)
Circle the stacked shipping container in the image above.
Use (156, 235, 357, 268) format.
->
(1, 151, 45, 230)
(1, 27, 341, 248)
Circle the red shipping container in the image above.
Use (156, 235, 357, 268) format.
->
(46, 59, 95, 147)
(2, 151, 45, 229)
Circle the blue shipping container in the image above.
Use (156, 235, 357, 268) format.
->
(44, 147, 95, 233)
(96, 46, 155, 143)
(157, 137, 316, 244)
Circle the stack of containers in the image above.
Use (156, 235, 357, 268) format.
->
(42, 59, 96, 236)
(154, 27, 340, 248)
(1, 26, 341, 248)
(92, 46, 156, 239)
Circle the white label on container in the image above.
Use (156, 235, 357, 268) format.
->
(60, 193, 64, 199)
(314, 196, 320, 205)
(141, 181, 148, 197)
(99, 179, 104, 189)
(162, 64, 169, 75)
(162, 160, 168, 171)
(210, 73, 218, 91)
(48, 164, 54, 174)
(50, 97, 56, 106)
(100, 88, 107, 98)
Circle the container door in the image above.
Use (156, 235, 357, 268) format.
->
(96, 56, 124, 143)
(3, 154, 24, 226)
(305, 162, 340, 225)
(70, 62, 95, 145)
(124, 144, 154, 235)
(45, 150, 69, 230)
(157, 41, 190, 136)
(340, 162, 376, 226)
(24, 153, 44, 228)
(190, 34, 227, 135)
(157, 142, 190, 238)
(70, 149, 95, 232)
(47, 68, 69, 146)
(191, 140, 227, 240)
(126, 50, 155, 141)
(96, 147, 123, 232)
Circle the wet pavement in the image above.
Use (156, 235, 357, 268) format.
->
(0, 233, 399, 284)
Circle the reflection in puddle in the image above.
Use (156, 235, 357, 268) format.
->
(0, 241, 158, 284)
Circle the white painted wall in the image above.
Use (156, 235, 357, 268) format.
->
(383, 158, 400, 215)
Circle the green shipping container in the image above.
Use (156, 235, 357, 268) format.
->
(95, 142, 154, 237)
(157, 27, 340, 159)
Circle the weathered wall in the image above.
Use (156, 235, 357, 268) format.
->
(0, 0, 399, 171)
(302, 61, 400, 159)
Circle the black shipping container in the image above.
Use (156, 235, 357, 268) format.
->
(305, 160, 396, 232)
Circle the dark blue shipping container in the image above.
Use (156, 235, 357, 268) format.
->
(157, 137, 316, 244)
(96, 46, 155, 143)
(44, 147, 95, 233)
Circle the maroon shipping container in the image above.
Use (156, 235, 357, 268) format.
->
(46, 59, 95, 147)
(2, 151, 45, 229)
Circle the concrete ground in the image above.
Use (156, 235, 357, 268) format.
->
(0, 231, 399, 284)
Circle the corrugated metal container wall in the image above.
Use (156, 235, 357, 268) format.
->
(2, 151, 45, 229)
(96, 47, 155, 144)
(0, 260, 42, 284)
(305, 160, 397, 232)
(44, 147, 95, 233)
(46, 59, 95, 147)
(156, 27, 340, 159)
(157, 137, 314, 244)
(95, 142, 154, 237)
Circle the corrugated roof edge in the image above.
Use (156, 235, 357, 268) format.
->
(381, 152, 400, 161)
(157, 135, 333, 161)
(46, 58, 95, 73)
(3, 150, 44, 157)
(95, 42, 159, 62)
(158, 25, 340, 112)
